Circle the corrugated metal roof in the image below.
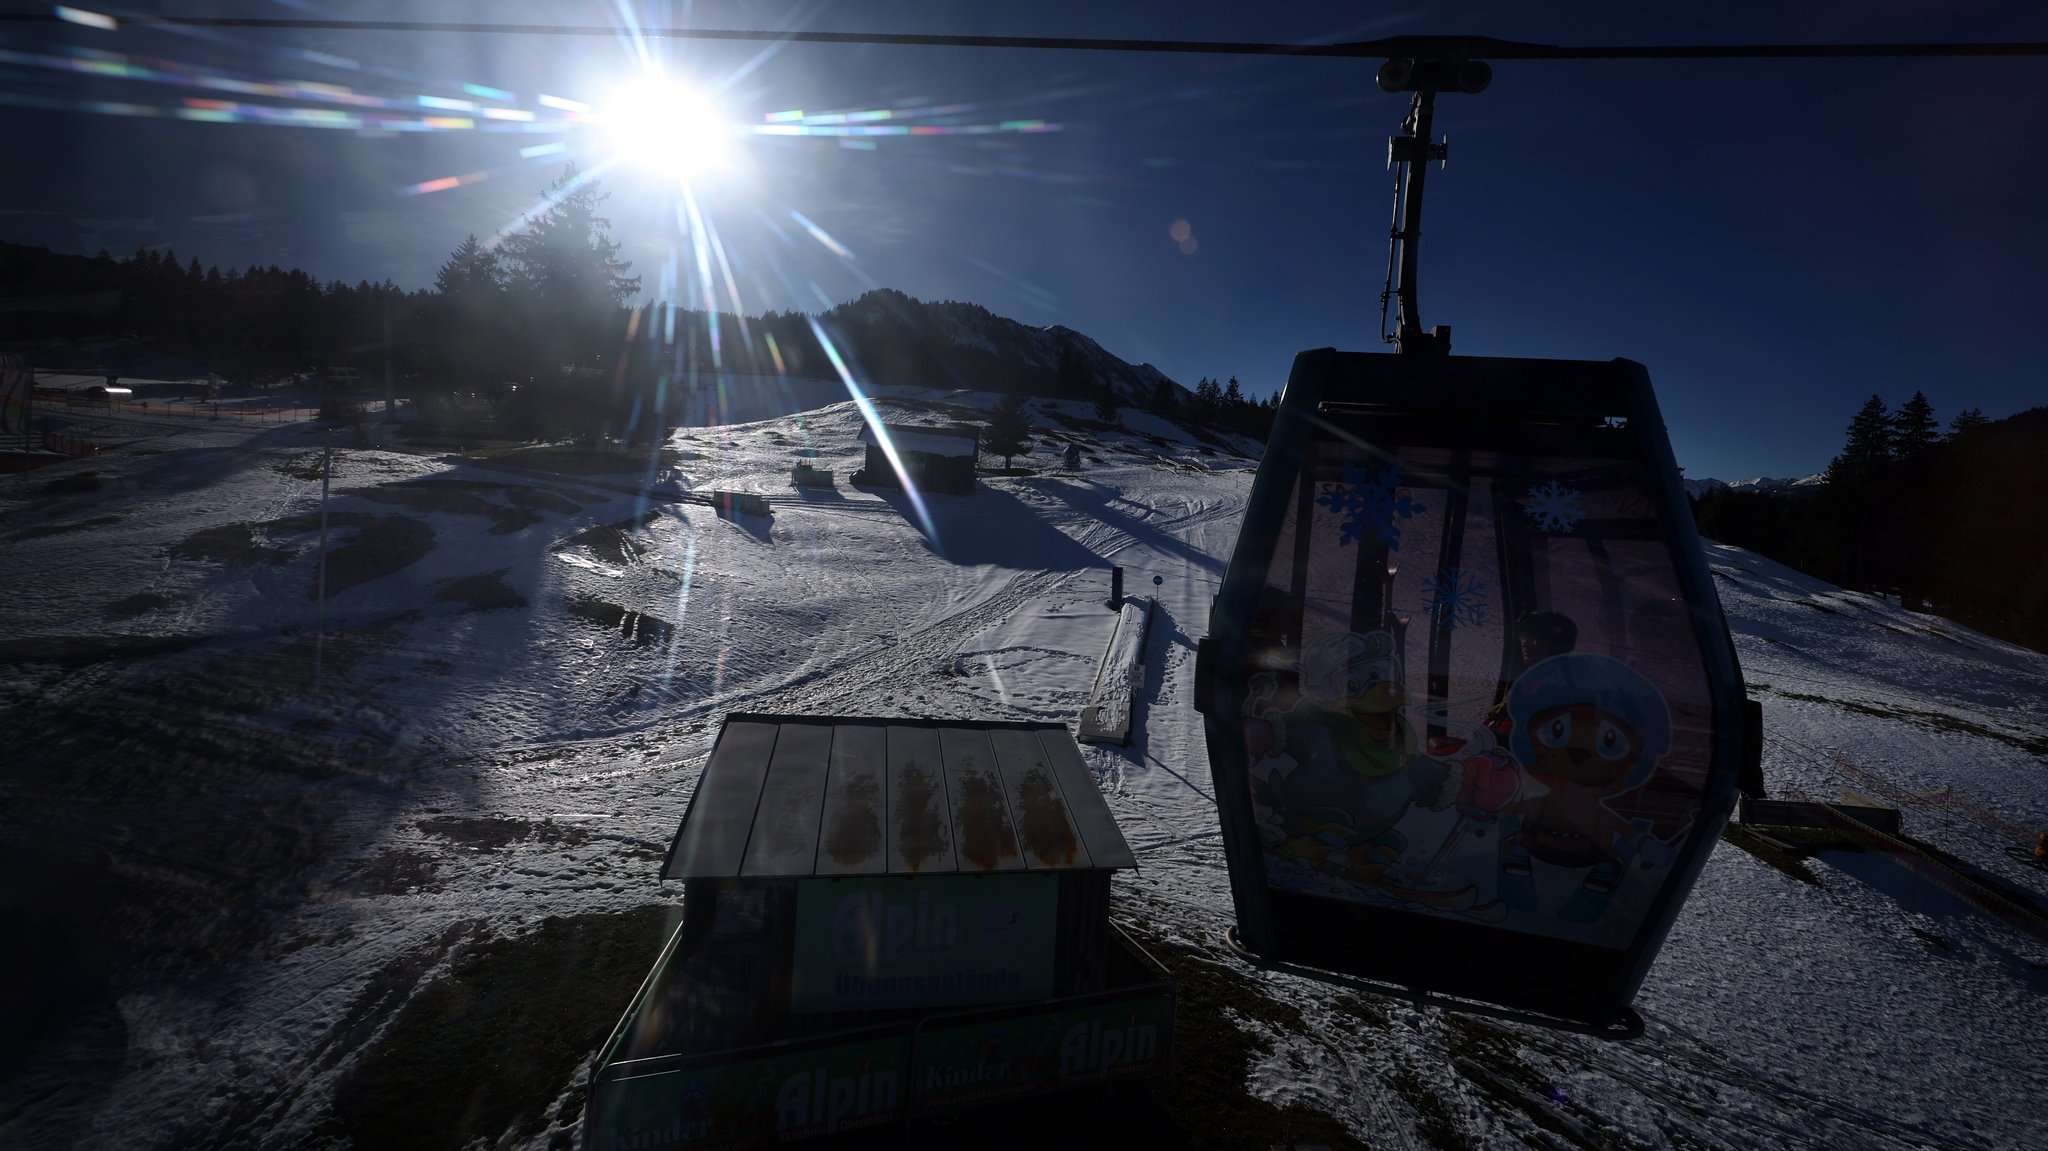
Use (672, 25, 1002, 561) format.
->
(856, 423, 980, 459)
(663, 715, 1137, 879)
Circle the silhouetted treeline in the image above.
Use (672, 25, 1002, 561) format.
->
(6, 168, 1276, 447)
(1179, 375, 1276, 440)
(0, 239, 412, 384)
(1694, 394, 2048, 653)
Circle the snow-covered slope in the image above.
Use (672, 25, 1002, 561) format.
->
(2, 385, 2042, 1150)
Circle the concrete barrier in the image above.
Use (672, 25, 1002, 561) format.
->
(1078, 597, 1151, 746)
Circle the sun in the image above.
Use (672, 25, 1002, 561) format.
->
(598, 70, 732, 180)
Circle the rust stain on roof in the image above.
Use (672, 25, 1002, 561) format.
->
(823, 772, 881, 868)
(1016, 768, 1080, 867)
(668, 716, 1137, 879)
(894, 762, 947, 871)
(955, 769, 1021, 871)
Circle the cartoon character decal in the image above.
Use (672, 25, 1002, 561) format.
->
(1244, 631, 1457, 900)
(1495, 652, 1683, 923)
(1245, 633, 1688, 937)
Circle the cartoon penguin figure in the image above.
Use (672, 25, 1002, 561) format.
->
(1252, 631, 1450, 872)
(1496, 653, 1673, 923)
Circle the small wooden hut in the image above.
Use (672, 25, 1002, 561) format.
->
(854, 423, 979, 495)
(585, 715, 1172, 1146)
(648, 715, 1136, 1051)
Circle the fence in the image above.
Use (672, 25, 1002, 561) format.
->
(1829, 754, 2035, 842)
(37, 391, 317, 423)
(1777, 779, 2048, 947)
(41, 430, 99, 457)
(1762, 732, 2048, 947)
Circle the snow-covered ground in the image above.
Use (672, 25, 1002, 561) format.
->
(2, 383, 2043, 1150)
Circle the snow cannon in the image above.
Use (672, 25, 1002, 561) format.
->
(1195, 349, 1761, 1033)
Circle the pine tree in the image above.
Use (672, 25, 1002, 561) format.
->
(1891, 391, 1939, 461)
(1821, 394, 1896, 596)
(1830, 394, 1894, 477)
(1223, 376, 1243, 406)
(1094, 378, 1119, 425)
(1948, 407, 1989, 437)
(983, 393, 1032, 468)
(1887, 391, 1940, 611)
(435, 234, 505, 296)
(430, 235, 516, 392)
(501, 165, 640, 372)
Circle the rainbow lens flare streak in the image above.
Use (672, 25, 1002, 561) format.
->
(678, 186, 721, 367)
(0, 41, 586, 135)
(662, 530, 699, 693)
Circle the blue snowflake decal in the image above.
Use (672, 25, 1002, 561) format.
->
(1317, 462, 1425, 548)
(1421, 566, 1487, 630)
(1524, 480, 1586, 534)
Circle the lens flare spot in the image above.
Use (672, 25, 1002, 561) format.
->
(599, 70, 731, 179)
(55, 6, 117, 31)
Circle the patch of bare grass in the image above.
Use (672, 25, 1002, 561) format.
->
(482, 444, 679, 476)
(434, 569, 527, 611)
(557, 510, 660, 565)
(329, 907, 672, 1150)
(0, 633, 207, 667)
(107, 591, 174, 617)
(418, 816, 592, 852)
(8, 513, 124, 542)
(40, 471, 103, 494)
(275, 452, 333, 481)
(566, 595, 675, 647)
(267, 512, 435, 596)
(171, 522, 298, 566)
(337, 848, 444, 896)
(341, 482, 499, 517)
(507, 485, 582, 513)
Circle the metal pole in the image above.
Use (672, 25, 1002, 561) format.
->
(1393, 90, 1436, 354)
(315, 440, 330, 686)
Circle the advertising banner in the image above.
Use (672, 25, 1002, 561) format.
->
(590, 1031, 910, 1151)
(792, 874, 1056, 1012)
(911, 990, 1173, 1111)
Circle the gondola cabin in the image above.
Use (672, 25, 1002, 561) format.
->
(1197, 350, 1760, 1029)
(584, 715, 1174, 1148)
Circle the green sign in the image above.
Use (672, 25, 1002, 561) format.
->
(912, 992, 1174, 1111)
(589, 1032, 910, 1150)
(792, 875, 1057, 1012)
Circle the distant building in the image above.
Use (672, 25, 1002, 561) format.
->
(855, 422, 979, 495)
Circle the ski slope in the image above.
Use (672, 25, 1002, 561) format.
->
(2, 383, 2044, 1150)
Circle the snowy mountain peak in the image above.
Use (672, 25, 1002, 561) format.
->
(1684, 473, 1826, 497)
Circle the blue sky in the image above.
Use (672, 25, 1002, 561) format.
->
(6, 1, 2046, 480)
